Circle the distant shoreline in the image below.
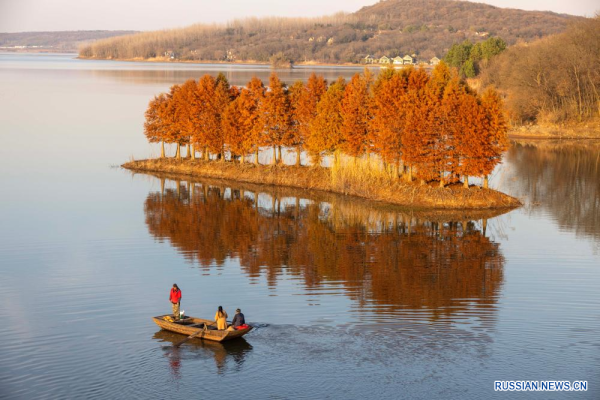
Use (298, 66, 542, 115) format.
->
(77, 55, 438, 70)
(122, 158, 522, 210)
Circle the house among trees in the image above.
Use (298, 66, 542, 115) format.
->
(430, 56, 440, 65)
(379, 56, 391, 64)
(363, 55, 376, 64)
(393, 56, 404, 65)
(402, 55, 415, 64)
(164, 51, 177, 59)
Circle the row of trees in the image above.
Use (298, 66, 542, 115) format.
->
(144, 63, 508, 187)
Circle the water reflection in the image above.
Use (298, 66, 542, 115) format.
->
(505, 140, 600, 246)
(88, 66, 366, 86)
(1, 53, 365, 86)
(143, 174, 508, 326)
(153, 330, 253, 375)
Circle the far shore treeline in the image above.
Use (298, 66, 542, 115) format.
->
(144, 63, 508, 188)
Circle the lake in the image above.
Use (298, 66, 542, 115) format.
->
(0, 53, 598, 399)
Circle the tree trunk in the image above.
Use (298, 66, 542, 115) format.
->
(241, 154, 245, 164)
(439, 171, 445, 187)
(277, 146, 283, 165)
(296, 147, 301, 166)
(203, 146, 209, 161)
(483, 175, 489, 189)
(160, 141, 165, 158)
(311, 153, 321, 167)
(186, 144, 191, 158)
(463, 175, 469, 188)
(255, 149, 260, 165)
(272, 146, 277, 165)
(405, 165, 412, 182)
(190, 145, 195, 160)
(175, 144, 181, 160)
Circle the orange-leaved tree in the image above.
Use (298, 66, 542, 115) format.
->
(291, 73, 327, 166)
(144, 93, 169, 158)
(455, 88, 486, 186)
(287, 80, 305, 165)
(194, 75, 217, 160)
(402, 68, 435, 182)
(224, 86, 262, 163)
(306, 77, 346, 165)
(173, 79, 198, 159)
(161, 84, 188, 159)
(437, 76, 465, 186)
(369, 69, 409, 178)
(340, 71, 372, 159)
(206, 73, 234, 161)
(478, 87, 509, 188)
(245, 77, 266, 165)
(260, 73, 289, 165)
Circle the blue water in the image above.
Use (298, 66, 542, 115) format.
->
(0, 53, 598, 399)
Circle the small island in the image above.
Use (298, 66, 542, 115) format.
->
(124, 66, 521, 210)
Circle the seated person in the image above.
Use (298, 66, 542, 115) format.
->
(231, 308, 246, 328)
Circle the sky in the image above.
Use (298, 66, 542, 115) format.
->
(0, 0, 597, 33)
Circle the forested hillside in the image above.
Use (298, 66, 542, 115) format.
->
(79, 0, 581, 64)
(0, 31, 136, 52)
(481, 16, 599, 125)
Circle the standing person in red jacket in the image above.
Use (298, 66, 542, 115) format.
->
(169, 284, 182, 320)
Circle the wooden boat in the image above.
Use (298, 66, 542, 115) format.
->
(152, 315, 252, 342)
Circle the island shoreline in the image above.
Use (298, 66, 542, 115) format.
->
(122, 158, 522, 210)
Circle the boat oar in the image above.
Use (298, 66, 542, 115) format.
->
(173, 321, 215, 348)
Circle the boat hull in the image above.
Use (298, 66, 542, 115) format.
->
(153, 315, 252, 342)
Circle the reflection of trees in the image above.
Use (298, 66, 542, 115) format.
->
(144, 175, 507, 318)
(506, 140, 600, 244)
(89, 68, 361, 87)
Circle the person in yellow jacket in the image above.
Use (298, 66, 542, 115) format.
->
(214, 306, 228, 330)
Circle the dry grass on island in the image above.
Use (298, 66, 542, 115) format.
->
(123, 158, 521, 210)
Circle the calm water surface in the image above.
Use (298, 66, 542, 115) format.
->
(1, 53, 599, 399)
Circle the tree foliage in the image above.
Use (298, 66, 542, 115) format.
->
(144, 66, 509, 187)
(444, 37, 507, 77)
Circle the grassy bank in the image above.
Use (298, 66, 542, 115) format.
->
(123, 158, 521, 210)
(508, 120, 600, 139)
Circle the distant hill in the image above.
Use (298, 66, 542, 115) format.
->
(0, 31, 137, 52)
(79, 0, 583, 63)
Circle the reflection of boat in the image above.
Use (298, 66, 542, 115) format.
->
(153, 315, 253, 342)
(153, 330, 253, 373)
